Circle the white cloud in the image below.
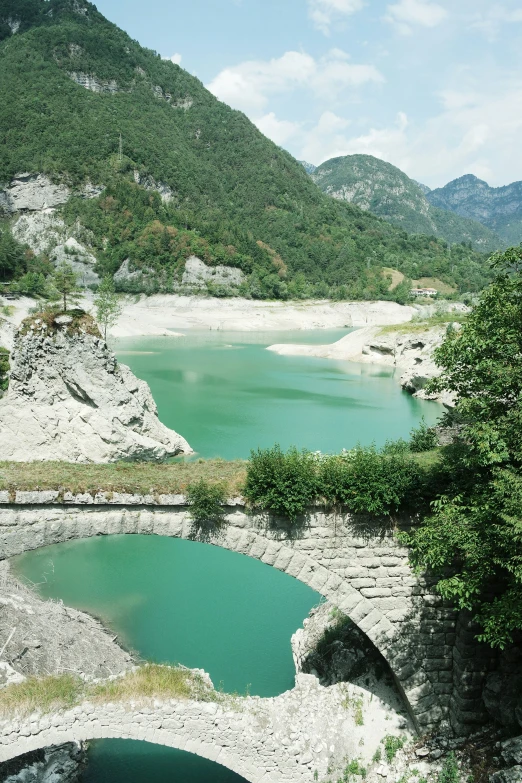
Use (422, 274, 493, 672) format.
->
(384, 0, 448, 35)
(206, 49, 383, 114)
(163, 53, 182, 65)
(294, 81, 522, 187)
(470, 5, 522, 39)
(254, 113, 301, 146)
(308, 0, 365, 35)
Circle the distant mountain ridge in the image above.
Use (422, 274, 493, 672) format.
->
(310, 155, 503, 253)
(426, 175, 522, 246)
(0, 0, 494, 299)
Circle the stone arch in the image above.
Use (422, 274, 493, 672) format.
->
(0, 503, 453, 729)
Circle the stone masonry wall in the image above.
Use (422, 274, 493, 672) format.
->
(0, 497, 468, 733)
(0, 675, 408, 783)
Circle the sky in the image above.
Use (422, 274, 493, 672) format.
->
(94, 0, 522, 188)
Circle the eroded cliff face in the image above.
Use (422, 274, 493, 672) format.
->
(0, 312, 192, 462)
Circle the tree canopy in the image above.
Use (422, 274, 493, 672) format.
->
(406, 246, 522, 648)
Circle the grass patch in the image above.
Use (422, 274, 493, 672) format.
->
(0, 459, 247, 497)
(0, 674, 83, 716)
(379, 310, 467, 335)
(90, 664, 201, 703)
(412, 277, 456, 295)
(0, 664, 215, 717)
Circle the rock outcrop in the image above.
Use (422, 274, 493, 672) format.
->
(0, 561, 133, 783)
(0, 312, 192, 462)
(268, 322, 458, 405)
(0, 175, 70, 215)
(181, 256, 244, 289)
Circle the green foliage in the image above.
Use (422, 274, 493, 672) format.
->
(342, 759, 367, 780)
(0, 226, 28, 280)
(372, 748, 382, 764)
(409, 418, 438, 453)
(312, 154, 503, 259)
(244, 445, 318, 522)
(0, 347, 9, 392)
(186, 479, 228, 540)
(0, 1, 493, 299)
(244, 444, 429, 522)
(406, 248, 522, 647)
(52, 261, 80, 311)
(383, 735, 405, 763)
(437, 753, 460, 783)
(94, 275, 122, 339)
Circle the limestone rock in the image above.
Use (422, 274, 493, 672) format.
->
(0, 174, 70, 214)
(0, 313, 192, 462)
(133, 170, 174, 203)
(68, 71, 119, 93)
(50, 238, 100, 288)
(182, 256, 244, 289)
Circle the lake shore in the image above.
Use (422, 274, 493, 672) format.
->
(1, 295, 416, 344)
(110, 295, 416, 337)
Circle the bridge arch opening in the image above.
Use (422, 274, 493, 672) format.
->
(0, 739, 249, 783)
(2, 504, 438, 726)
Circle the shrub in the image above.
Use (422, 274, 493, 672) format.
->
(186, 479, 228, 539)
(243, 445, 319, 522)
(410, 418, 438, 453)
(437, 753, 460, 783)
(319, 448, 423, 516)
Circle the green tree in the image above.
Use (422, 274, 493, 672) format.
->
(406, 246, 522, 648)
(93, 276, 122, 340)
(52, 262, 80, 312)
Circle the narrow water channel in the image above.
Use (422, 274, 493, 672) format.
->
(14, 330, 442, 783)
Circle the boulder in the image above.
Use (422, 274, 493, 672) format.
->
(0, 312, 192, 462)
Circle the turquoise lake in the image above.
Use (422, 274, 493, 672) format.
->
(14, 329, 443, 783)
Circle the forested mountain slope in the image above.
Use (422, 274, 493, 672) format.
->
(0, 0, 492, 298)
(427, 175, 522, 247)
(311, 155, 503, 253)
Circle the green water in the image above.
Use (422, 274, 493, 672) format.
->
(14, 329, 442, 782)
(114, 330, 440, 458)
(15, 537, 320, 783)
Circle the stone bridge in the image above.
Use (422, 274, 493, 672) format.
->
(0, 493, 493, 735)
(0, 675, 405, 783)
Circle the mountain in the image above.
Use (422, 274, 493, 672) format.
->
(427, 175, 522, 247)
(0, 0, 492, 299)
(299, 161, 317, 175)
(311, 155, 504, 254)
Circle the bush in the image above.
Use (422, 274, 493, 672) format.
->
(437, 753, 460, 783)
(319, 447, 423, 516)
(186, 479, 228, 540)
(243, 445, 318, 522)
(409, 418, 438, 453)
(244, 444, 429, 522)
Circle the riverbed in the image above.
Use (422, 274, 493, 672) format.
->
(14, 329, 442, 783)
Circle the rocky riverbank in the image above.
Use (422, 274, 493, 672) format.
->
(0, 561, 134, 783)
(268, 319, 466, 406)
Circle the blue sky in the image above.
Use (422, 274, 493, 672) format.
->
(94, 0, 522, 188)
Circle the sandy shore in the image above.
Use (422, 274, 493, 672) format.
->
(0, 294, 416, 345)
(110, 295, 415, 337)
(268, 326, 384, 362)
